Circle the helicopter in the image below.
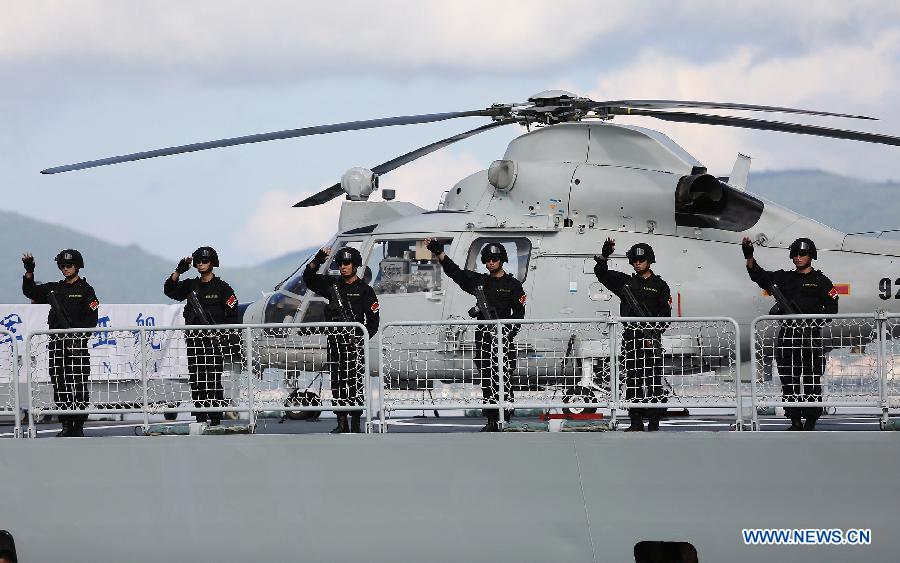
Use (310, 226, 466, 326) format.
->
(42, 90, 900, 403)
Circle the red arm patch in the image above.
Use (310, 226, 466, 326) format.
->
(226, 295, 237, 308)
(370, 301, 379, 313)
(519, 294, 527, 305)
(828, 287, 839, 299)
(89, 299, 100, 311)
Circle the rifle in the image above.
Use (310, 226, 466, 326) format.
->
(620, 284, 652, 318)
(187, 290, 214, 325)
(468, 285, 498, 320)
(327, 282, 354, 323)
(47, 289, 73, 329)
(768, 283, 800, 315)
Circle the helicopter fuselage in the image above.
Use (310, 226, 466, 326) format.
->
(246, 122, 900, 359)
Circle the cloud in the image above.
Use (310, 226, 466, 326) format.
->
(234, 149, 485, 260)
(0, 0, 622, 78)
(585, 31, 900, 177)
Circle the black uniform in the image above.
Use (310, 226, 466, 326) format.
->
(747, 261, 838, 422)
(22, 276, 100, 423)
(594, 259, 671, 422)
(440, 257, 526, 422)
(164, 275, 239, 423)
(302, 268, 379, 416)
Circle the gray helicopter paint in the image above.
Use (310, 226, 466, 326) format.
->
(0, 432, 896, 562)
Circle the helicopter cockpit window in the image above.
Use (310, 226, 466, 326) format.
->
(465, 238, 532, 282)
(368, 239, 450, 295)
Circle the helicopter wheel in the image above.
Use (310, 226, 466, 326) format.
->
(562, 386, 598, 416)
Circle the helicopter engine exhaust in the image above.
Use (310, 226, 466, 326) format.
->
(675, 173, 724, 212)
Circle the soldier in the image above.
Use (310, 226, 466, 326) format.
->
(303, 246, 379, 434)
(594, 239, 671, 432)
(164, 246, 239, 426)
(742, 237, 838, 431)
(425, 238, 526, 432)
(21, 249, 100, 437)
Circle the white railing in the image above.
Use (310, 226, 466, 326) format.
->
(13, 313, 899, 436)
(750, 313, 888, 429)
(24, 322, 368, 436)
(0, 329, 21, 437)
(378, 317, 741, 430)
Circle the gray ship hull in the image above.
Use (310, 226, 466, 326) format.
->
(1, 432, 897, 562)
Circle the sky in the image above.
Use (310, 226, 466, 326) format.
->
(2, 0, 900, 266)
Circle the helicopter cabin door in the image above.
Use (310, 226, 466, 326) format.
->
(526, 253, 607, 318)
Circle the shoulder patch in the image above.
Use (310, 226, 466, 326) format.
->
(370, 301, 380, 313)
(89, 299, 100, 311)
(519, 294, 527, 305)
(828, 287, 839, 300)
(668, 296, 673, 305)
(226, 295, 237, 308)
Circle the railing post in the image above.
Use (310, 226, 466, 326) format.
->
(608, 319, 619, 430)
(496, 321, 505, 428)
(362, 324, 375, 435)
(732, 320, 744, 431)
(140, 327, 150, 433)
(749, 319, 760, 431)
(25, 334, 36, 439)
(876, 311, 889, 430)
(244, 327, 256, 433)
(378, 327, 387, 433)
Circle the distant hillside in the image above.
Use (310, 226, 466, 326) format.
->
(2, 170, 898, 303)
(0, 209, 314, 303)
(747, 170, 900, 235)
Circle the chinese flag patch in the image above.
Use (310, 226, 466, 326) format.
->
(828, 287, 839, 299)
(89, 299, 100, 311)
(226, 295, 237, 308)
(668, 296, 673, 305)
(519, 294, 527, 305)
(371, 301, 380, 313)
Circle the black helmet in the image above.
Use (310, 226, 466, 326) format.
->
(192, 246, 220, 267)
(480, 242, 508, 264)
(54, 249, 84, 269)
(334, 247, 362, 267)
(789, 238, 817, 260)
(626, 243, 655, 264)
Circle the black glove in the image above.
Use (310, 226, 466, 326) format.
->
(313, 249, 329, 265)
(601, 239, 614, 258)
(426, 239, 443, 255)
(742, 240, 754, 259)
(176, 258, 191, 274)
(22, 256, 35, 273)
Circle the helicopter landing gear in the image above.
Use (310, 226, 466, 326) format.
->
(562, 386, 598, 415)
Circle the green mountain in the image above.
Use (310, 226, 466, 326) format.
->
(2, 169, 897, 303)
(0, 209, 314, 304)
(747, 170, 900, 235)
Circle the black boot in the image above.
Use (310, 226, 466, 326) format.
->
(787, 419, 803, 431)
(647, 418, 660, 432)
(71, 419, 85, 437)
(480, 420, 500, 432)
(350, 415, 362, 434)
(331, 414, 349, 434)
(56, 420, 73, 437)
(803, 418, 817, 431)
(208, 415, 221, 427)
(624, 414, 644, 432)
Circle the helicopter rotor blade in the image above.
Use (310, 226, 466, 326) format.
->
(41, 108, 508, 175)
(590, 100, 875, 120)
(618, 108, 900, 147)
(293, 119, 516, 207)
